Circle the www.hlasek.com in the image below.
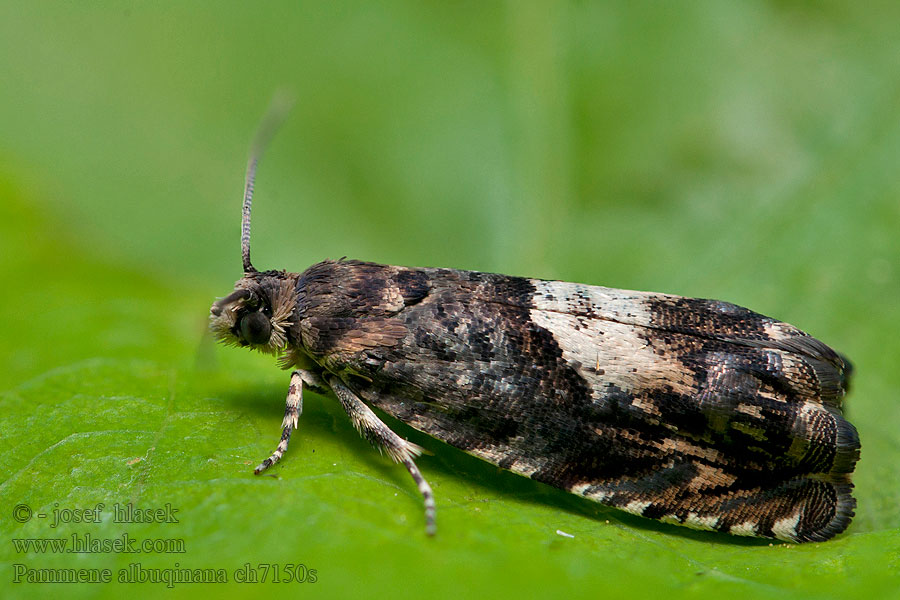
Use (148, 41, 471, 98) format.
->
(12, 533, 184, 554)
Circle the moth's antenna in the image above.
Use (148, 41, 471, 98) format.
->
(242, 92, 296, 273)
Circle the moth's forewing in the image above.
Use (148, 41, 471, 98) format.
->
(294, 260, 858, 543)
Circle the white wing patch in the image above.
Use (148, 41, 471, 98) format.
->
(530, 280, 662, 323)
(771, 512, 801, 540)
(528, 307, 697, 400)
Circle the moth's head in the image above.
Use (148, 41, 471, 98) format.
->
(209, 273, 297, 355)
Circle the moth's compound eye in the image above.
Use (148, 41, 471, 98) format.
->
(239, 311, 272, 345)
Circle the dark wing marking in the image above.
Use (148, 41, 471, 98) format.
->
(297, 261, 859, 542)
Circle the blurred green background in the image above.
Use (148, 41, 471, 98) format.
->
(1, 2, 898, 599)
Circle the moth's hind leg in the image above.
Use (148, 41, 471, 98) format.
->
(254, 370, 313, 474)
(327, 375, 436, 536)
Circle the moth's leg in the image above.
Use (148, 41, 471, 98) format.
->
(254, 370, 306, 474)
(296, 368, 327, 393)
(327, 375, 436, 536)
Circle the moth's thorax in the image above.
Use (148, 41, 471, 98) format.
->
(209, 269, 301, 356)
(265, 259, 432, 376)
(294, 258, 426, 330)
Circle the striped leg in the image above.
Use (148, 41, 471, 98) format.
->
(327, 375, 437, 536)
(254, 370, 304, 474)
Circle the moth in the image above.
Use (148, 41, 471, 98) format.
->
(210, 102, 859, 543)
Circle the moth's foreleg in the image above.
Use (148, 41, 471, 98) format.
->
(254, 370, 306, 474)
(327, 375, 437, 536)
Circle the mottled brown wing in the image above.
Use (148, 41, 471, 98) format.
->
(300, 261, 859, 542)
